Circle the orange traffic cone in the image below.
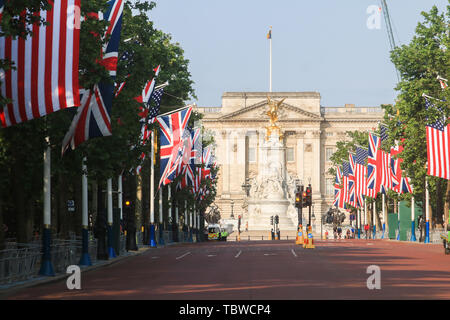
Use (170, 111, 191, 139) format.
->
(296, 224, 304, 245)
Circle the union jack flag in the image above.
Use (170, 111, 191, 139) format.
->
(62, 0, 124, 155)
(0, 0, 81, 127)
(156, 106, 193, 187)
(390, 143, 413, 194)
(333, 166, 345, 209)
(367, 133, 380, 196)
(348, 154, 359, 208)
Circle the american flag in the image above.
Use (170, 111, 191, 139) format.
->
(0, 0, 81, 127)
(156, 106, 193, 187)
(425, 97, 450, 180)
(380, 125, 389, 142)
(134, 65, 160, 104)
(367, 133, 380, 196)
(355, 147, 368, 205)
(342, 161, 350, 205)
(62, 0, 124, 155)
(380, 149, 392, 194)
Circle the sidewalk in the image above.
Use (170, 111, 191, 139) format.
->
(0, 246, 155, 299)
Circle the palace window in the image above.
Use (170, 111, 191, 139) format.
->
(248, 147, 256, 163)
(326, 147, 334, 162)
(326, 179, 334, 196)
(286, 147, 294, 162)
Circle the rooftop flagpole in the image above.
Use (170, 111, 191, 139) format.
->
(268, 26, 272, 92)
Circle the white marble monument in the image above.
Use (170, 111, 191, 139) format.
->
(246, 97, 298, 231)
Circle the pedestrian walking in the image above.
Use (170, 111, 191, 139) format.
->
(346, 229, 351, 239)
(337, 227, 342, 239)
(364, 224, 369, 239)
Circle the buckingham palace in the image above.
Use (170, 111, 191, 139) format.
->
(197, 91, 384, 230)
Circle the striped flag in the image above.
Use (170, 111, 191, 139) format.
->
(134, 65, 160, 104)
(342, 161, 350, 205)
(61, 0, 124, 155)
(425, 97, 450, 180)
(0, 0, 81, 127)
(380, 149, 392, 194)
(355, 147, 368, 205)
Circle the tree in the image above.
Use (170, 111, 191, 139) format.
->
(388, 4, 449, 227)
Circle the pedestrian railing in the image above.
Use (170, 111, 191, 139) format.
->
(0, 237, 98, 286)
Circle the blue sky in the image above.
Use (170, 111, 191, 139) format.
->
(150, 1, 448, 108)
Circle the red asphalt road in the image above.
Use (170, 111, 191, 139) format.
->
(3, 239, 450, 300)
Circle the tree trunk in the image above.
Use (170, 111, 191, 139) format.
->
(92, 180, 98, 226)
(0, 200, 4, 250)
(444, 179, 450, 230)
(57, 172, 69, 239)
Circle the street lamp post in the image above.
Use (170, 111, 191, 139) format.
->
(241, 178, 251, 197)
(230, 200, 234, 219)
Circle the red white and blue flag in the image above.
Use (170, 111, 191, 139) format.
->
(367, 133, 380, 196)
(425, 97, 450, 180)
(62, 0, 124, 155)
(333, 166, 345, 209)
(355, 147, 368, 206)
(0, 0, 81, 127)
(135, 65, 160, 104)
(156, 106, 193, 187)
(348, 154, 359, 208)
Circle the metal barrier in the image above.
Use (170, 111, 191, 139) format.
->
(0, 237, 98, 285)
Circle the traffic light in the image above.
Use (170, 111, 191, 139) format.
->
(274, 215, 279, 225)
(270, 216, 274, 225)
(305, 185, 312, 206)
(302, 191, 308, 208)
(295, 192, 301, 208)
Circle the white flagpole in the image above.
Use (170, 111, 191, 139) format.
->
(425, 178, 430, 243)
(80, 157, 92, 265)
(39, 136, 54, 276)
(269, 26, 272, 92)
(118, 175, 123, 220)
(149, 130, 156, 247)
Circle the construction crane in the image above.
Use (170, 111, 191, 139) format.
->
(380, 0, 401, 81)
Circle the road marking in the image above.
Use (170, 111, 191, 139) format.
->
(235, 250, 242, 258)
(207, 254, 217, 257)
(264, 253, 277, 256)
(291, 249, 297, 257)
(367, 243, 373, 246)
(176, 252, 191, 260)
(151, 256, 159, 259)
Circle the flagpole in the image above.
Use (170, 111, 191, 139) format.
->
(382, 193, 386, 239)
(79, 157, 92, 266)
(39, 136, 55, 276)
(149, 130, 157, 247)
(425, 178, 430, 243)
(159, 186, 165, 245)
(118, 174, 123, 220)
(410, 196, 416, 241)
(107, 178, 116, 258)
(269, 26, 272, 92)
(157, 105, 193, 118)
(364, 199, 368, 238)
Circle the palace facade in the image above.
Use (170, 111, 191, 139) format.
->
(197, 92, 384, 228)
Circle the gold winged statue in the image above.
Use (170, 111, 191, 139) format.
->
(265, 95, 285, 140)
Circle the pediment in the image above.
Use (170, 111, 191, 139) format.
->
(219, 100, 322, 121)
